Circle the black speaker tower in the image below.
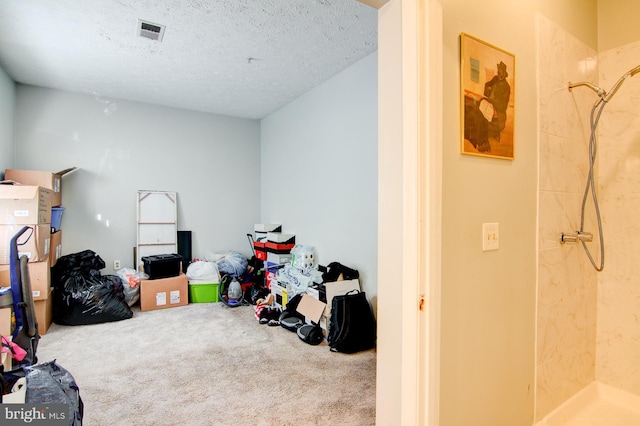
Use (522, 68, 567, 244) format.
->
(177, 230, 192, 273)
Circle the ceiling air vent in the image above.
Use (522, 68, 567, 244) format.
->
(137, 19, 165, 42)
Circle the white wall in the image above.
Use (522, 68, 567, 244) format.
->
(0, 66, 15, 176)
(260, 52, 378, 302)
(14, 86, 261, 272)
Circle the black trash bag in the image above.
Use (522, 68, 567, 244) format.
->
(3, 360, 83, 425)
(52, 249, 106, 279)
(51, 250, 133, 326)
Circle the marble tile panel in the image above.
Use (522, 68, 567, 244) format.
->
(539, 73, 571, 138)
(538, 247, 567, 307)
(539, 191, 565, 249)
(537, 14, 565, 82)
(565, 32, 598, 87)
(598, 143, 640, 195)
(539, 132, 565, 192)
(563, 192, 587, 234)
(563, 138, 589, 194)
(564, 244, 597, 295)
(598, 100, 640, 143)
(596, 330, 640, 395)
(600, 194, 640, 243)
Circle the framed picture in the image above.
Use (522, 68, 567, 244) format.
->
(460, 33, 515, 160)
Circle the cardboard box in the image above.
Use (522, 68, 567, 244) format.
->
(265, 270, 276, 289)
(140, 273, 188, 312)
(305, 287, 328, 335)
(255, 248, 267, 261)
(0, 306, 12, 338)
(270, 281, 288, 308)
(266, 252, 292, 265)
(265, 242, 295, 254)
(49, 230, 62, 267)
(0, 184, 53, 225)
(296, 293, 326, 325)
(0, 307, 15, 370)
(5, 168, 77, 207)
(254, 224, 281, 243)
(266, 232, 295, 244)
(34, 288, 53, 335)
(0, 224, 51, 264)
(0, 260, 51, 301)
(254, 224, 282, 233)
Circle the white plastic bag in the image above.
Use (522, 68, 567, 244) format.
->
(186, 261, 220, 283)
(204, 250, 248, 277)
(115, 267, 148, 307)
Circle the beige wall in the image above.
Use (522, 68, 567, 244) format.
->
(539, 0, 597, 49)
(440, 1, 539, 424)
(598, 0, 640, 51)
(440, 1, 598, 425)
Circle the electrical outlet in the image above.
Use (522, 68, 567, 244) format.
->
(114, 260, 121, 270)
(482, 223, 499, 251)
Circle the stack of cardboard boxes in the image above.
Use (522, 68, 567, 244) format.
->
(0, 168, 75, 336)
(253, 224, 297, 308)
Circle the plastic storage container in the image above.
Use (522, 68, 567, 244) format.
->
(188, 281, 220, 303)
(142, 254, 182, 279)
(51, 207, 65, 231)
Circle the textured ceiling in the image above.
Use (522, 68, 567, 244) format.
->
(0, 0, 377, 119)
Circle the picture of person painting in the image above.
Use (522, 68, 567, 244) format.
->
(483, 61, 511, 142)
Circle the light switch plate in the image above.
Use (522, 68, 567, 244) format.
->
(483, 223, 499, 251)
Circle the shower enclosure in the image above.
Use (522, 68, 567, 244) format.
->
(561, 63, 640, 272)
(536, 15, 640, 425)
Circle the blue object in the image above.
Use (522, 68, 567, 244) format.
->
(51, 206, 65, 231)
(9, 226, 32, 338)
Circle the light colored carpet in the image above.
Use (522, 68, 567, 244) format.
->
(36, 302, 377, 425)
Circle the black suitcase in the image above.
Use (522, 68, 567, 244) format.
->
(142, 254, 182, 279)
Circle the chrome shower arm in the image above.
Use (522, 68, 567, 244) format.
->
(568, 81, 606, 97)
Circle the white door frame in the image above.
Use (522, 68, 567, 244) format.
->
(376, 0, 442, 424)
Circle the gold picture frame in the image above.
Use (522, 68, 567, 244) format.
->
(460, 33, 515, 160)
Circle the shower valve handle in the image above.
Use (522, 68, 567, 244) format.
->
(560, 232, 593, 244)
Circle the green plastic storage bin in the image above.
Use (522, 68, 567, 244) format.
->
(188, 282, 219, 303)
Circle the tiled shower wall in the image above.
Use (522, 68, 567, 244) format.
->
(596, 40, 640, 396)
(536, 14, 598, 420)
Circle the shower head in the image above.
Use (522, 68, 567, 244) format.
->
(603, 64, 640, 102)
(629, 64, 640, 77)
